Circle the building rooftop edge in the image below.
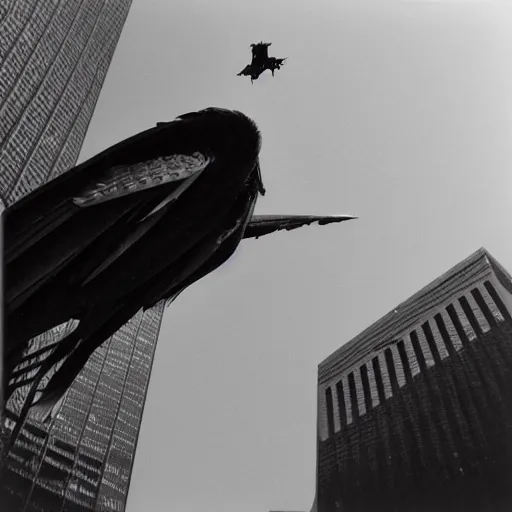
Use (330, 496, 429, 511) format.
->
(317, 246, 495, 376)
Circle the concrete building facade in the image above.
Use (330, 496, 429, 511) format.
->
(314, 248, 512, 512)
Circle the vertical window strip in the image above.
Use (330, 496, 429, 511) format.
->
(377, 352, 393, 400)
(421, 320, 442, 365)
(336, 379, 347, 428)
(348, 373, 360, 423)
(360, 364, 373, 414)
(484, 280, 512, 323)
(415, 326, 436, 368)
(478, 282, 505, 323)
(458, 295, 484, 338)
(330, 381, 341, 433)
(384, 348, 399, 395)
(403, 333, 421, 377)
(438, 309, 464, 352)
(397, 340, 413, 384)
(325, 387, 335, 438)
(353, 368, 366, 417)
(342, 375, 354, 425)
(371, 356, 387, 406)
(366, 360, 381, 408)
(410, 330, 427, 372)
(452, 299, 477, 341)
(446, 303, 468, 346)
(318, 387, 328, 442)
(465, 292, 491, 333)
(427, 317, 450, 360)
(389, 343, 407, 388)
(471, 287, 498, 329)
(433, 313, 455, 357)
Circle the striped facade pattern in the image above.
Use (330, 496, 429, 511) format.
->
(0, 2, 167, 511)
(315, 249, 512, 512)
(2, 305, 164, 512)
(7, 321, 79, 419)
(318, 248, 499, 388)
(1, 416, 103, 512)
(0, 0, 130, 205)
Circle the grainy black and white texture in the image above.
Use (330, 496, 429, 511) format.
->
(0, 2, 144, 511)
(3, 107, 266, 418)
(314, 248, 512, 512)
(2, 99, 353, 471)
(237, 42, 287, 83)
(0, 7, 355, 511)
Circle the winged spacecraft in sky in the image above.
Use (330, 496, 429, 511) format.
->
(237, 42, 287, 83)
(2, 107, 355, 452)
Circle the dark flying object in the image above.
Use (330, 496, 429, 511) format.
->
(237, 41, 287, 83)
(2, 107, 355, 442)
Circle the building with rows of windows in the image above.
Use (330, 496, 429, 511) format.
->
(0, 2, 166, 511)
(312, 248, 512, 512)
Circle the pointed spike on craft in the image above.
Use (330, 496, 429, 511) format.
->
(243, 214, 357, 239)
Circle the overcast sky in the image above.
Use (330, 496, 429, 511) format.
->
(78, 1, 512, 511)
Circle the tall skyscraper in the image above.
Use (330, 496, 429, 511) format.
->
(0, 2, 166, 511)
(313, 248, 512, 512)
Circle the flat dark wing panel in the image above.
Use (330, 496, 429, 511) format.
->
(140, 188, 258, 310)
(28, 190, 259, 413)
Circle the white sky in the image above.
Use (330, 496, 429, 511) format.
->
(79, 1, 512, 511)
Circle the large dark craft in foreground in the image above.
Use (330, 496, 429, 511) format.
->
(237, 42, 287, 83)
(2, 107, 354, 436)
